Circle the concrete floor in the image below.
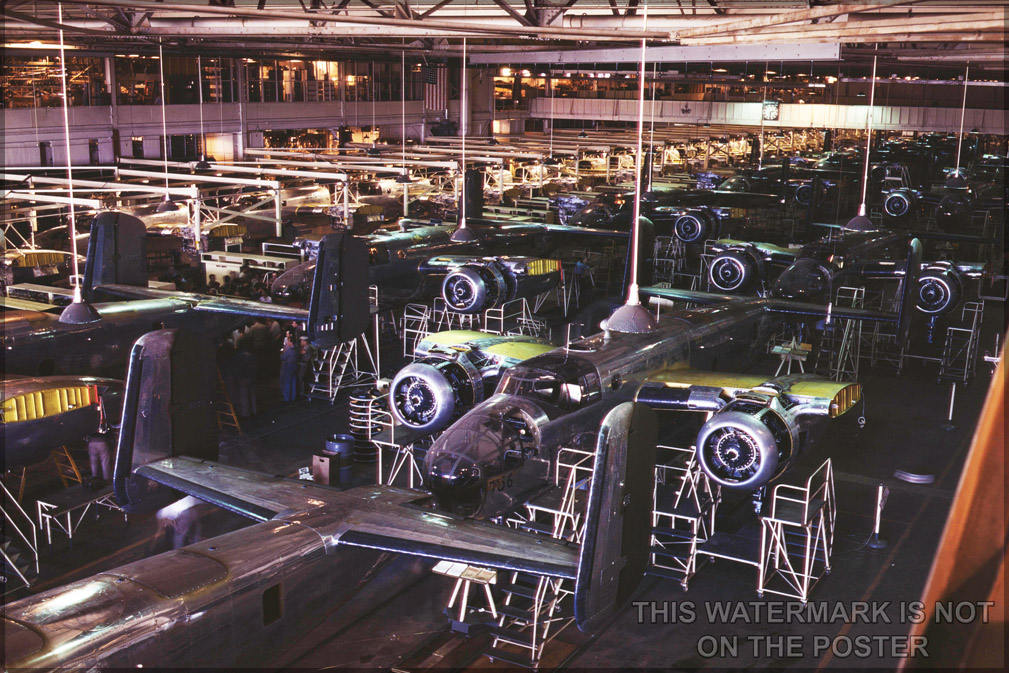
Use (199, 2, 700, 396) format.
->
(7, 299, 1004, 670)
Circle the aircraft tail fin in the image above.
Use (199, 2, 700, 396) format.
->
(82, 211, 148, 301)
(306, 232, 370, 347)
(896, 237, 923, 347)
(574, 402, 657, 632)
(112, 328, 219, 509)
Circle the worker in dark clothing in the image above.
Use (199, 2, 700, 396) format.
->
(233, 342, 258, 417)
(297, 335, 314, 399)
(246, 319, 272, 381)
(279, 334, 299, 402)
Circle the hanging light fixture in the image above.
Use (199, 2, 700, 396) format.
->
(451, 37, 476, 243)
(604, 2, 656, 334)
(155, 39, 179, 213)
(396, 49, 413, 205)
(946, 64, 971, 190)
(845, 52, 878, 232)
(56, 2, 99, 324)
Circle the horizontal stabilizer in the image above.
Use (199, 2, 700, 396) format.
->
(98, 284, 310, 322)
(135, 457, 314, 520)
(136, 456, 579, 579)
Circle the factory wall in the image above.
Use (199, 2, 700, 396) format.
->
(529, 98, 1007, 135)
(2, 100, 434, 167)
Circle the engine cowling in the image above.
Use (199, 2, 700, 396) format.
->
(793, 180, 830, 207)
(389, 358, 483, 433)
(883, 189, 916, 218)
(696, 397, 798, 490)
(442, 264, 508, 313)
(935, 191, 973, 228)
(707, 247, 764, 293)
(441, 259, 561, 314)
(673, 207, 719, 244)
(916, 263, 965, 315)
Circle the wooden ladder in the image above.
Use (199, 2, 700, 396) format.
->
(13, 447, 83, 502)
(215, 369, 242, 434)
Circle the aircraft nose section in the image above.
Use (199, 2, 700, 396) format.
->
(426, 450, 484, 517)
(772, 260, 831, 302)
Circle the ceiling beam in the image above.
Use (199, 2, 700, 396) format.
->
(469, 42, 841, 65)
(673, 0, 931, 39)
(679, 14, 1005, 45)
(55, 0, 673, 41)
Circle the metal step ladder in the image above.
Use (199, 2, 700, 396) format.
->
(939, 301, 985, 384)
(816, 286, 865, 381)
(401, 302, 431, 359)
(649, 444, 721, 590)
(484, 448, 594, 668)
(432, 297, 482, 332)
(1, 481, 39, 595)
(758, 459, 836, 603)
(308, 335, 379, 403)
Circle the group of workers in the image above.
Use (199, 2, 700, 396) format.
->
(218, 318, 316, 417)
(204, 261, 278, 302)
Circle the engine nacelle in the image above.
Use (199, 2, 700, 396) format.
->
(695, 396, 798, 490)
(707, 247, 764, 293)
(935, 191, 973, 228)
(389, 357, 483, 433)
(793, 179, 830, 207)
(917, 263, 965, 315)
(673, 207, 720, 244)
(883, 189, 917, 218)
(441, 258, 561, 314)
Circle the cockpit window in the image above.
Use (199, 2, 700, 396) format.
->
(498, 357, 601, 411)
(719, 176, 748, 192)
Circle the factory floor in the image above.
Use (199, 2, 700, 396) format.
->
(7, 307, 1004, 671)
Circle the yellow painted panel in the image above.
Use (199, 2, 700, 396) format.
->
(483, 341, 554, 362)
(2, 385, 94, 423)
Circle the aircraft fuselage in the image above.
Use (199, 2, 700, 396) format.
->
(424, 299, 769, 517)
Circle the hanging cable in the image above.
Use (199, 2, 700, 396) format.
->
(56, 2, 81, 297)
(156, 39, 174, 209)
(626, 4, 649, 306)
(196, 54, 209, 168)
(856, 52, 879, 219)
(954, 63, 970, 178)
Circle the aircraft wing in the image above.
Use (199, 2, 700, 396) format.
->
(137, 456, 578, 578)
(638, 369, 861, 418)
(640, 286, 901, 324)
(98, 283, 310, 322)
(541, 223, 630, 238)
(641, 285, 747, 306)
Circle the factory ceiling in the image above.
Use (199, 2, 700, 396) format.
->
(1, 1, 1005, 66)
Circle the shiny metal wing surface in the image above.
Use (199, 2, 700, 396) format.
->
(136, 457, 579, 578)
(135, 457, 334, 520)
(641, 285, 747, 305)
(98, 283, 310, 321)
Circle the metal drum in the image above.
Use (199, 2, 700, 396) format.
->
(325, 433, 355, 482)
